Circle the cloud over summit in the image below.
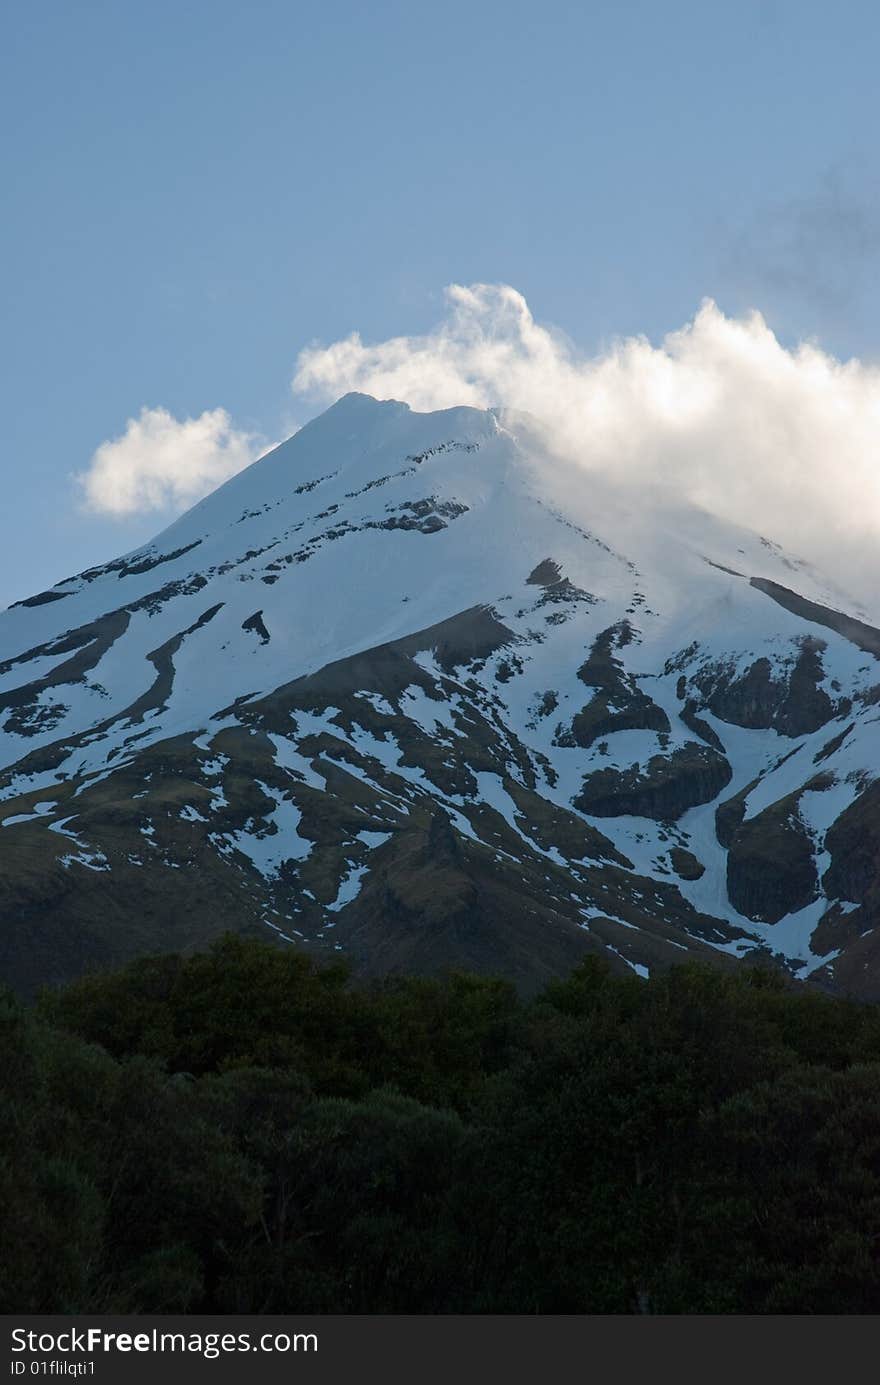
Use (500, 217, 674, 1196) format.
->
(294, 284, 880, 594)
(78, 286, 880, 603)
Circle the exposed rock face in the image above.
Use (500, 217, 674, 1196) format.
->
(242, 610, 271, 645)
(692, 638, 841, 738)
(700, 655, 782, 730)
(679, 700, 726, 752)
(669, 847, 705, 881)
(527, 559, 563, 586)
(557, 623, 670, 749)
(573, 742, 732, 821)
(726, 791, 818, 923)
(814, 724, 855, 764)
(750, 577, 880, 658)
(774, 640, 842, 736)
(810, 901, 867, 960)
(525, 557, 596, 619)
(823, 780, 880, 928)
(715, 780, 760, 849)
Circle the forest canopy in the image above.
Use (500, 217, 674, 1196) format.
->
(4, 936, 880, 1314)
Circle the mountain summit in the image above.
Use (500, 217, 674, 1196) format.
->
(1, 394, 878, 996)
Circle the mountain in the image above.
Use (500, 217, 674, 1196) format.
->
(1, 392, 878, 997)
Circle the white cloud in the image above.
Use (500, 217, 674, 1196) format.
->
(293, 284, 880, 593)
(78, 405, 264, 516)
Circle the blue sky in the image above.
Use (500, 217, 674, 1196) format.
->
(2, 0, 879, 605)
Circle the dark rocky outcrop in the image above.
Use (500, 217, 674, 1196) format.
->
(573, 742, 732, 821)
(726, 790, 818, 923)
(504, 778, 630, 866)
(750, 577, 880, 658)
(715, 779, 760, 848)
(527, 559, 563, 585)
(692, 637, 841, 738)
(242, 610, 271, 645)
(814, 724, 854, 764)
(8, 589, 72, 609)
(810, 900, 868, 960)
(557, 623, 670, 749)
(70, 540, 203, 585)
(122, 604, 225, 725)
(680, 700, 726, 752)
(822, 779, 880, 929)
(0, 609, 132, 736)
(701, 656, 781, 729)
(775, 639, 839, 736)
(669, 846, 705, 881)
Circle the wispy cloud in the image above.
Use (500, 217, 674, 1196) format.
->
(719, 170, 880, 328)
(78, 406, 264, 516)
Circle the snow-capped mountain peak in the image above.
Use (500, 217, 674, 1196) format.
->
(1, 394, 878, 998)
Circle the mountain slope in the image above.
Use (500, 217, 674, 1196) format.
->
(1, 393, 878, 996)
